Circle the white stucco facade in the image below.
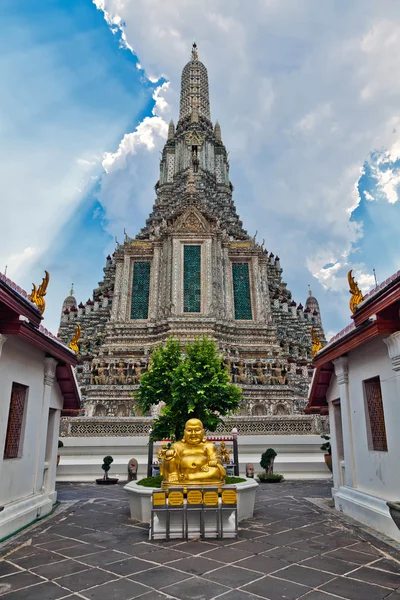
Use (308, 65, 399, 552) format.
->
(326, 333, 400, 542)
(0, 336, 65, 540)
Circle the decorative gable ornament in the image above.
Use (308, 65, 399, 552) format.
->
(175, 208, 208, 233)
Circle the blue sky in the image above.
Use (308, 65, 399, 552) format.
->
(2, 0, 400, 340)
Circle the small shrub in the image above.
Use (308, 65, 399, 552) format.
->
(320, 435, 331, 455)
(225, 476, 246, 484)
(101, 456, 114, 481)
(260, 448, 277, 475)
(137, 475, 163, 488)
(258, 473, 284, 483)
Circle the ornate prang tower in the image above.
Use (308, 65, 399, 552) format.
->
(59, 44, 325, 418)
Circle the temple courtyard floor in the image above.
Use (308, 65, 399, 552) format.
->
(1, 481, 400, 600)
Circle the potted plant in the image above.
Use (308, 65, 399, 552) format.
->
(320, 434, 332, 472)
(57, 440, 64, 466)
(96, 455, 119, 485)
(258, 448, 284, 483)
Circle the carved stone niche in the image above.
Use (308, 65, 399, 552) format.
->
(174, 207, 209, 233)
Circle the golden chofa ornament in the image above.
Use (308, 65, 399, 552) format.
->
(311, 326, 323, 357)
(68, 324, 81, 355)
(348, 270, 363, 314)
(30, 270, 49, 315)
(160, 418, 226, 489)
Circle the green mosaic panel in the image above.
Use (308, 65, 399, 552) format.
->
(232, 262, 252, 320)
(131, 262, 151, 319)
(184, 245, 201, 312)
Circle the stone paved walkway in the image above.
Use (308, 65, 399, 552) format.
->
(1, 481, 400, 600)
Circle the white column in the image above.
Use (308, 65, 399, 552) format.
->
(0, 335, 8, 484)
(383, 332, 400, 448)
(34, 357, 58, 494)
(332, 356, 356, 488)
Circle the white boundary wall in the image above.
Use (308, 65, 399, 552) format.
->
(56, 434, 331, 482)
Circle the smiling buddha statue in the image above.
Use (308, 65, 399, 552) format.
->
(160, 418, 226, 487)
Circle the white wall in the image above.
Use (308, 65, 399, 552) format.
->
(327, 334, 400, 542)
(57, 434, 331, 482)
(0, 336, 62, 539)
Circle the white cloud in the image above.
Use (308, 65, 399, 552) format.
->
(93, 0, 400, 331)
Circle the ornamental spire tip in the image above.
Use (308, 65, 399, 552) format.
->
(191, 42, 198, 61)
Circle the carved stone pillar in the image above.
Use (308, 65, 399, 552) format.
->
(111, 258, 124, 321)
(332, 356, 356, 488)
(0, 334, 7, 358)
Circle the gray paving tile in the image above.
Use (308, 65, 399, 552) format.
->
(141, 593, 178, 600)
(55, 567, 118, 592)
(243, 574, 311, 599)
(138, 548, 191, 564)
(236, 555, 289, 575)
(115, 542, 158, 556)
(36, 538, 87, 552)
(172, 541, 217, 554)
(301, 555, 359, 575)
(205, 564, 264, 587)
(162, 576, 228, 599)
(133, 566, 191, 590)
(299, 592, 348, 599)
(167, 556, 223, 575)
(325, 547, 380, 566)
(102, 556, 155, 576)
(216, 591, 268, 600)
(348, 542, 382, 556)
(274, 564, 336, 587)
(262, 546, 317, 563)
(58, 544, 105, 558)
(78, 549, 131, 566)
(372, 558, 400, 574)
(0, 581, 72, 600)
(321, 576, 390, 599)
(265, 529, 320, 547)
(79, 576, 152, 599)
(0, 561, 22, 578)
(347, 566, 400, 589)
(0, 571, 45, 595)
(201, 546, 254, 563)
(33, 558, 90, 579)
(231, 539, 275, 554)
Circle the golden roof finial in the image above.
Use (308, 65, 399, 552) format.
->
(68, 324, 81, 355)
(348, 270, 363, 314)
(311, 326, 323, 357)
(30, 270, 50, 315)
(191, 41, 198, 61)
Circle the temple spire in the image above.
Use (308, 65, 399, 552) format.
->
(179, 42, 211, 122)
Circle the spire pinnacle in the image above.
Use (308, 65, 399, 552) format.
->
(308, 284, 312, 296)
(179, 43, 211, 122)
(70, 283, 74, 296)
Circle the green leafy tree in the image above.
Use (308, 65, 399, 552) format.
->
(260, 448, 277, 475)
(135, 337, 241, 441)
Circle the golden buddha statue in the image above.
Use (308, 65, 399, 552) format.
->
(160, 418, 226, 487)
(219, 441, 231, 465)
